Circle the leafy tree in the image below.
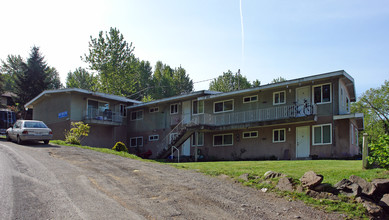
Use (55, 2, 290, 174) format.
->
(15, 46, 61, 107)
(82, 27, 137, 96)
(368, 134, 389, 169)
(0, 55, 24, 92)
(352, 80, 389, 141)
(46, 67, 63, 90)
(151, 61, 193, 99)
(66, 67, 99, 91)
(132, 60, 153, 100)
(209, 70, 252, 92)
(271, 76, 287, 83)
(252, 79, 261, 87)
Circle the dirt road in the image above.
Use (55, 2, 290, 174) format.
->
(0, 140, 344, 219)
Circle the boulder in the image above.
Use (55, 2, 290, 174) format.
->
(312, 183, 339, 195)
(335, 179, 361, 197)
(276, 177, 294, 192)
(361, 200, 384, 217)
(372, 179, 389, 195)
(306, 190, 339, 200)
(300, 171, 323, 189)
(238, 173, 249, 181)
(264, 171, 285, 179)
(379, 194, 389, 212)
(349, 175, 376, 196)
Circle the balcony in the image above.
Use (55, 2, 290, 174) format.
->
(190, 103, 317, 128)
(83, 108, 124, 126)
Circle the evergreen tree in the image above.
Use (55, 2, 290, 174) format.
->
(0, 55, 24, 93)
(15, 46, 58, 106)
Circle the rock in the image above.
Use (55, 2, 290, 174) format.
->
(335, 179, 362, 197)
(379, 194, 389, 212)
(361, 200, 384, 217)
(295, 185, 304, 193)
(300, 171, 323, 189)
(261, 188, 268, 193)
(349, 175, 376, 196)
(313, 183, 338, 194)
(372, 179, 389, 195)
(264, 171, 285, 179)
(238, 173, 249, 181)
(277, 177, 294, 192)
(306, 190, 339, 200)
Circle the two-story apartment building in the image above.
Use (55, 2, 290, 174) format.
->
(25, 88, 142, 148)
(127, 70, 363, 160)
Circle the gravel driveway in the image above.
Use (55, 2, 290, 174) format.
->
(0, 140, 344, 219)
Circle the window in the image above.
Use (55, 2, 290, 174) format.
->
(346, 97, 350, 112)
(213, 134, 233, 146)
(192, 100, 204, 114)
(313, 83, 331, 104)
(313, 124, 332, 145)
(169, 133, 178, 144)
(149, 107, 159, 113)
(119, 104, 127, 117)
(87, 99, 109, 115)
(214, 99, 234, 113)
(243, 131, 258, 139)
(149, 134, 159, 141)
(130, 110, 143, 121)
(273, 91, 286, 105)
(354, 127, 358, 146)
(351, 124, 358, 146)
(243, 95, 258, 103)
(130, 137, 143, 147)
(192, 132, 204, 146)
(273, 128, 286, 142)
(170, 104, 178, 114)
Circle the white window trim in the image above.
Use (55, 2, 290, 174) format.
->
(149, 107, 159, 113)
(312, 83, 332, 104)
(119, 104, 127, 117)
(170, 103, 179, 115)
(273, 91, 286, 105)
(130, 110, 143, 121)
(272, 128, 286, 143)
(213, 133, 234, 146)
(192, 132, 204, 146)
(148, 134, 159, 141)
(192, 100, 204, 115)
(243, 131, 258, 139)
(130, 136, 143, 147)
(213, 99, 234, 114)
(243, 95, 258, 103)
(169, 133, 178, 145)
(312, 123, 332, 145)
(86, 98, 109, 112)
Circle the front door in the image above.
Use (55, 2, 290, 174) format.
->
(181, 101, 191, 156)
(296, 126, 310, 158)
(296, 86, 311, 117)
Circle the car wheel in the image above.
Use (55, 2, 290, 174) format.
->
(44, 140, 49, 145)
(17, 136, 22, 144)
(6, 133, 10, 141)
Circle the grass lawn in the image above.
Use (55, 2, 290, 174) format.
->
(170, 160, 388, 185)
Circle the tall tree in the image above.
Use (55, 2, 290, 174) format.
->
(66, 67, 99, 91)
(352, 80, 389, 140)
(82, 27, 137, 96)
(132, 60, 153, 100)
(150, 61, 193, 99)
(271, 76, 287, 83)
(209, 70, 252, 92)
(15, 46, 60, 106)
(0, 55, 24, 92)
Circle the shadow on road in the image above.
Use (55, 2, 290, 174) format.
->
(0, 137, 61, 148)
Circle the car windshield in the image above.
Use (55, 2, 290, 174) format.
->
(24, 121, 48, 128)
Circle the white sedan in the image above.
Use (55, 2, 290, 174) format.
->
(6, 120, 53, 144)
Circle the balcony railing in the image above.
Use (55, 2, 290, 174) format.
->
(83, 108, 123, 125)
(190, 103, 317, 126)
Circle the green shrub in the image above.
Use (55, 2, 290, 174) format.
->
(65, 122, 90, 145)
(112, 142, 128, 152)
(368, 134, 389, 169)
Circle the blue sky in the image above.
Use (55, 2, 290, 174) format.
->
(1, 0, 388, 96)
